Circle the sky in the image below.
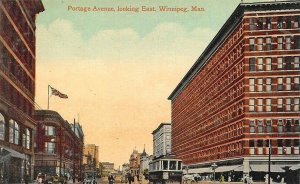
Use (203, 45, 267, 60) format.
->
(35, 0, 274, 168)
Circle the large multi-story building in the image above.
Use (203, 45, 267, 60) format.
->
(34, 110, 84, 180)
(83, 144, 99, 176)
(168, 1, 300, 182)
(152, 123, 172, 157)
(0, 0, 44, 182)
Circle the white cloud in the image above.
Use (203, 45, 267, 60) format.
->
(37, 19, 216, 64)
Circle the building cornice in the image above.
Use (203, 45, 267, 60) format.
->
(168, 0, 300, 101)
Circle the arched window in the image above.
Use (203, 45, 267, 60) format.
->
(9, 119, 20, 145)
(0, 113, 5, 140)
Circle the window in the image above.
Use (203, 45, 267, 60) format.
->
(277, 17, 283, 29)
(266, 17, 272, 29)
(9, 120, 19, 145)
(257, 78, 263, 92)
(295, 119, 300, 132)
(277, 57, 283, 69)
(295, 36, 300, 49)
(286, 98, 291, 111)
(249, 38, 255, 51)
(163, 161, 168, 170)
(258, 120, 264, 133)
(295, 16, 300, 28)
(277, 37, 283, 50)
(278, 139, 283, 147)
(250, 120, 255, 133)
(257, 17, 263, 30)
(295, 77, 300, 90)
(266, 99, 272, 112)
(249, 99, 255, 112)
(249, 17, 255, 30)
(294, 98, 299, 111)
(266, 58, 272, 71)
(0, 113, 5, 140)
(169, 161, 176, 170)
(286, 57, 292, 70)
(278, 120, 283, 132)
(286, 17, 292, 29)
(45, 142, 55, 154)
(257, 38, 263, 51)
(25, 128, 30, 149)
(45, 126, 55, 136)
(295, 57, 300, 69)
(278, 78, 283, 91)
(285, 119, 292, 132)
(266, 78, 272, 91)
(249, 140, 255, 147)
(249, 78, 255, 92)
(258, 99, 263, 112)
(285, 37, 291, 50)
(286, 78, 291, 91)
(249, 58, 256, 71)
(266, 37, 272, 50)
(177, 161, 182, 170)
(266, 120, 272, 133)
(258, 58, 263, 71)
(278, 98, 283, 112)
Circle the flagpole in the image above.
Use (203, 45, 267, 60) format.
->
(47, 85, 50, 109)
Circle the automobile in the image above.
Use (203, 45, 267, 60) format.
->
(183, 174, 195, 182)
(83, 176, 97, 184)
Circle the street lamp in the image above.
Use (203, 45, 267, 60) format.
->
(268, 139, 271, 184)
(211, 163, 217, 183)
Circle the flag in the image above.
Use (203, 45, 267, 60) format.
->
(50, 86, 68, 99)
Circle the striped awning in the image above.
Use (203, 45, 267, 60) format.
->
(215, 165, 242, 173)
(250, 164, 285, 173)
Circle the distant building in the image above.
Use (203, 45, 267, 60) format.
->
(101, 161, 115, 176)
(83, 144, 99, 171)
(0, 0, 44, 182)
(168, 1, 300, 182)
(152, 123, 171, 157)
(129, 149, 141, 176)
(34, 110, 84, 180)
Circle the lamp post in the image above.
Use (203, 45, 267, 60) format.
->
(211, 163, 217, 183)
(268, 139, 271, 184)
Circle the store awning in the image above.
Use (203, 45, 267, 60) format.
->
(188, 167, 211, 174)
(289, 164, 300, 171)
(250, 164, 285, 173)
(215, 165, 242, 173)
(0, 146, 25, 159)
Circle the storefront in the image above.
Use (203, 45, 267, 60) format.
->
(0, 146, 32, 183)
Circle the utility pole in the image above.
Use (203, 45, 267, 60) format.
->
(73, 119, 76, 183)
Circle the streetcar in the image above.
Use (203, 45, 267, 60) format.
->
(149, 155, 183, 184)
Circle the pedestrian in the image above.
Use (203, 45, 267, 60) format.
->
(127, 173, 132, 184)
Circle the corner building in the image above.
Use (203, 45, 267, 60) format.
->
(0, 0, 44, 182)
(168, 1, 300, 182)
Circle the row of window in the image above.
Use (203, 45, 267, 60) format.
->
(249, 36, 300, 51)
(249, 119, 300, 133)
(0, 44, 35, 94)
(249, 56, 299, 71)
(0, 77, 34, 117)
(249, 77, 300, 92)
(0, 113, 31, 149)
(248, 16, 300, 30)
(2, 0, 35, 49)
(249, 98, 300, 112)
(0, 10, 35, 72)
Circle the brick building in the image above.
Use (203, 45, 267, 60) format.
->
(0, 0, 44, 182)
(34, 110, 84, 180)
(168, 1, 300, 182)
